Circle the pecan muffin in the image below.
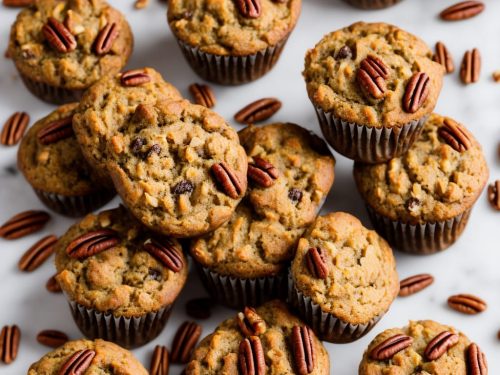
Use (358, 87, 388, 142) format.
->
(27, 339, 148, 374)
(303, 22, 444, 163)
(353, 113, 489, 254)
(55, 206, 188, 348)
(186, 300, 330, 375)
(190, 123, 335, 308)
(343, 0, 403, 9)
(167, 0, 301, 84)
(359, 320, 487, 375)
(18, 103, 114, 217)
(105, 99, 248, 238)
(8, 0, 133, 104)
(288, 212, 399, 343)
(72, 67, 182, 185)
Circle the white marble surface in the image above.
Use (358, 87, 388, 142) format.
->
(0, 0, 499, 373)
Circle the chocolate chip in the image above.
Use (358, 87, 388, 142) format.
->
(288, 188, 303, 203)
(146, 144, 161, 158)
(335, 45, 352, 60)
(173, 181, 194, 195)
(131, 138, 145, 154)
(148, 268, 162, 281)
(406, 198, 421, 212)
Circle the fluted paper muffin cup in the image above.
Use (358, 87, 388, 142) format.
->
(196, 263, 287, 310)
(67, 300, 172, 349)
(34, 189, 115, 217)
(365, 205, 472, 255)
(342, 0, 403, 9)
(176, 38, 288, 85)
(287, 273, 382, 343)
(315, 107, 427, 163)
(19, 72, 85, 105)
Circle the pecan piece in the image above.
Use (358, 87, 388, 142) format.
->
(0, 210, 50, 239)
(357, 55, 389, 99)
(292, 326, 315, 375)
(440, 1, 485, 21)
(424, 331, 459, 361)
(488, 180, 500, 210)
(189, 83, 216, 108)
(438, 118, 472, 152)
(120, 69, 152, 86)
(42, 17, 77, 53)
(399, 274, 434, 297)
(234, 98, 282, 124)
(369, 334, 413, 360)
(0, 325, 20, 364)
(37, 115, 74, 145)
(66, 229, 120, 259)
(234, 0, 261, 18)
(237, 307, 267, 337)
(305, 247, 328, 279)
(239, 336, 266, 375)
(18, 235, 58, 272)
(150, 345, 169, 375)
(211, 162, 244, 199)
(93, 22, 119, 55)
(448, 294, 487, 314)
(434, 42, 454, 74)
(143, 238, 183, 272)
(59, 349, 96, 375)
(46, 274, 62, 293)
(247, 157, 279, 187)
(36, 330, 68, 348)
(460, 48, 481, 84)
(170, 321, 202, 364)
(403, 72, 430, 113)
(467, 343, 488, 375)
(1, 111, 29, 146)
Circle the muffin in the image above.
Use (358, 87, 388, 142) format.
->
(288, 212, 399, 343)
(186, 300, 330, 375)
(27, 339, 148, 374)
(190, 123, 335, 308)
(8, 0, 133, 104)
(167, 0, 301, 85)
(105, 99, 248, 238)
(303, 22, 444, 163)
(343, 0, 403, 9)
(18, 104, 115, 217)
(55, 206, 188, 348)
(353, 113, 489, 254)
(72, 67, 182, 185)
(359, 320, 487, 374)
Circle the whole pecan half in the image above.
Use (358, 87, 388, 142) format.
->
(0, 325, 20, 364)
(1, 111, 29, 146)
(66, 229, 120, 260)
(448, 294, 487, 314)
(143, 238, 183, 272)
(357, 55, 389, 99)
(211, 162, 244, 199)
(488, 180, 500, 210)
(18, 235, 58, 272)
(239, 336, 266, 375)
(438, 118, 472, 152)
(434, 42, 454, 74)
(42, 17, 77, 53)
(120, 69, 152, 86)
(234, 0, 261, 18)
(247, 157, 279, 188)
(59, 349, 96, 375)
(93, 22, 119, 55)
(0, 210, 50, 240)
(440, 1, 485, 21)
(46, 274, 62, 293)
(292, 326, 315, 375)
(170, 321, 202, 364)
(189, 83, 216, 108)
(36, 329, 68, 348)
(37, 115, 74, 145)
(467, 343, 488, 375)
(305, 247, 328, 279)
(237, 307, 267, 337)
(369, 334, 413, 360)
(150, 345, 169, 375)
(424, 331, 459, 361)
(403, 72, 430, 113)
(399, 274, 434, 297)
(460, 48, 481, 84)
(234, 98, 282, 124)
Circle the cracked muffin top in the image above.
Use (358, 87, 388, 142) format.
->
(190, 123, 335, 278)
(72, 67, 182, 183)
(27, 339, 148, 375)
(186, 300, 330, 375)
(353, 113, 489, 223)
(303, 22, 444, 127)
(105, 99, 248, 238)
(9, 0, 133, 90)
(359, 320, 479, 375)
(55, 206, 188, 317)
(18, 103, 108, 197)
(290, 212, 399, 325)
(167, 0, 301, 56)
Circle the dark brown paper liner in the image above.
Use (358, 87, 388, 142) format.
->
(342, 0, 402, 9)
(315, 106, 427, 163)
(176, 38, 288, 85)
(366, 205, 472, 255)
(196, 263, 287, 310)
(68, 300, 172, 348)
(287, 273, 382, 343)
(19, 72, 84, 105)
(33, 188, 115, 217)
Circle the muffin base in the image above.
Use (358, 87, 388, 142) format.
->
(196, 263, 287, 309)
(366, 205, 472, 255)
(342, 0, 402, 9)
(176, 38, 288, 85)
(19, 72, 84, 105)
(34, 188, 115, 217)
(68, 300, 172, 349)
(287, 273, 382, 343)
(315, 107, 427, 163)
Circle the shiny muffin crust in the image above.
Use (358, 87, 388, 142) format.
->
(190, 123, 335, 278)
(304, 22, 444, 127)
(168, 0, 302, 56)
(291, 212, 399, 325)
(353, 113, 489, 223)
(9, 0, 133, 90)
(55, 206, 188, 317)
(186, 300, 330, 375)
